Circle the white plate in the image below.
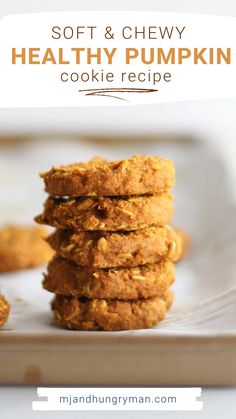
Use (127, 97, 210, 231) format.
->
(0, 137, 236, 385)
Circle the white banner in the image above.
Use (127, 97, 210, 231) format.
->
(0, 11, 235, 107)
(32, 387, 203, 411)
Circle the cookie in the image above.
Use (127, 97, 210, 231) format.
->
(43, 255, 175, 299)
(51, 289, 174, 331)
(35, 193, 174, 231)
(47, 225, 182, 268)
(40, 155, 175, 197)
(0, 225, 54, 272)
(176, 229, 190, 260)
(0, 294, 10, 327)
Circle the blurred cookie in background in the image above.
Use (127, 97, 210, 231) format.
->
(0, 294, 10, 327)
(0, 225, 54, 273)
(175, 228, 190, 261)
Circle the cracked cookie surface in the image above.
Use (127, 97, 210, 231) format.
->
(51, 289, 174, 331)
(43, 255, 175, 299)
(47, 225, 182, 268)
(35, 193, 173, 231)
(41, 155, 175, 197)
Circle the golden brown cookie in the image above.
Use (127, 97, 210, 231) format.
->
(51, 289, 174, 331)
(47, 225, 182, 269)
(43, 255, 175, 299)
(176, 229, 190, 260)
(35, 193, 174, 231)
(0, 294, 10, 327)
(41, 155, 175, 197)
(0, 225, 54, 272)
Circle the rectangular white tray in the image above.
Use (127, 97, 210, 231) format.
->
(0, 137, 236, 385)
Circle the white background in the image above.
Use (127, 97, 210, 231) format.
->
(0, 0, 236, 176)
(0, 11, 235, 107)
(0, 1, 236, 419)
(1, 387, 236, 419)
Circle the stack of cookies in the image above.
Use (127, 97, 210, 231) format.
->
(36, 156, 183, 331)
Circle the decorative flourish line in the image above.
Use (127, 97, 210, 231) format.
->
(78, 87, 158, 102)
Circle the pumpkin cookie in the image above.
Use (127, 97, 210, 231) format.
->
(43, 255, 175, 299)
(0, 294, 10, 327)
(0, 225, 54, 272)
(47, 225, 182, 269)
(35, 193, 173, 231)
(51, 289, 174, 331)
(176, 229, 190, 260)
(41, 155, 175, 197)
